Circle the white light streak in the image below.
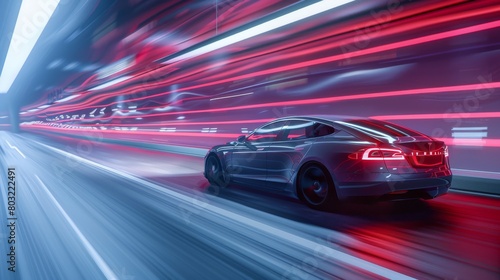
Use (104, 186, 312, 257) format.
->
(56, 94, 80, 103)
(163, 0, 353, 63)
(451, 127, 488, 131)
(210, 92, 254, 101)
(89, 76, 131, 91)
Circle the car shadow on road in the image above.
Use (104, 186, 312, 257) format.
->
(201, 181, 446, 232)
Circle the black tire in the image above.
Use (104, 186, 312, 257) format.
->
(297, 162, 338, 211)
(205, 155, 229, 188)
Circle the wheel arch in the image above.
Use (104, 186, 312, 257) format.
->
(205, 151, 226, 166)
(204, 151, 224, 176)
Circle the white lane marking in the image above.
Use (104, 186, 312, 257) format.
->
(36, 141, 414, 279)
(35, 175, 118, 280)
(5, 140, 26, 159)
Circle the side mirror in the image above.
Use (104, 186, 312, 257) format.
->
(237, 135, 246, 143)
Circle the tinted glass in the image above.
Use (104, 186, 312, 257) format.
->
(340, 119, 421, 137)
(247, 121, 285, 142)
(283, 120, 315, 140)
(331, 130, 357, 139)
(313, 123, 335, 137)
(282, 120, 335, 140)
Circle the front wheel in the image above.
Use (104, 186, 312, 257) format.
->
(205, 155, 229, 188)
(297, 163, 338, 211)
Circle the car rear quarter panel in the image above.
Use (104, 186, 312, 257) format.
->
(296, 137, 378, 186)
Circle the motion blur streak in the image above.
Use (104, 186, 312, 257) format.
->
(373, 112, 500, 120)
(35, 176, 118, 280)
(23, 81, 500, 121)
(181, 19, 500, 91)
(163, 0, 355, 63)
(100, 81, 500, 119)
(26, 126, 241, 139)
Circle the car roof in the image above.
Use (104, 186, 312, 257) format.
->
(266, 115, 426, 143)
(274, 115, 368, 123)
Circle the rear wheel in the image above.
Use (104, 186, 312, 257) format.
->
(205, 155, 229, 188)
(297, 163, 338, 211)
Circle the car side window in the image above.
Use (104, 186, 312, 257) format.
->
(247, 121, 285, 143)
(313, 123, 335, 137)
(332, 130, 358, 139)
(282, 120, 335, 140)
(282, 120, 315, 140)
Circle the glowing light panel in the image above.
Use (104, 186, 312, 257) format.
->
(0, 0, 61, 94)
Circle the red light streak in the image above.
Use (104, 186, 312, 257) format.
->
(24, 124, 241, 138)
(194, 4, 500, 84)
(74, 118, 275, 127)
(161, 20, 500, 98)
(47, 81, 500, 122)
(372, 112, 500, 121)
(23, 124, 500, 148)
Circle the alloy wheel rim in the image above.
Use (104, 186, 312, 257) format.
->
(208, 157, 219, 178)
(301, 166, 328, 205)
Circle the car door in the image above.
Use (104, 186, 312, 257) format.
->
(228, 121, 286, 186)
(266, 120, 335, 187)
(265, 119, 316, 186)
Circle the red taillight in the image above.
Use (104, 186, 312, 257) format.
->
(408, 146, 448, 157)
(350, 148, 405, 160)
(362, 148, 405, 160)
(408, 146, 447, 167)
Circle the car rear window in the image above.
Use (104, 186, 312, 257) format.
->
(340, 119, 422, 137)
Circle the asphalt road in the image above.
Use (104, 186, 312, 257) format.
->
(0, 131, 498, 279)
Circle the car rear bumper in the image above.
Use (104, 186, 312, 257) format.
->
(337, 174, 452, 201)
